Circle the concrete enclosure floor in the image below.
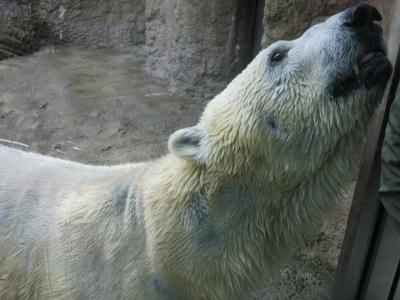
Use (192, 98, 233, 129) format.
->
(0, 46, 352, 300)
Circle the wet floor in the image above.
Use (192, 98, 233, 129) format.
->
(0, 46, 204, 164)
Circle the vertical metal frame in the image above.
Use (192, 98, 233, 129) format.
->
(361, 215, 400, 299)
(332, 2, 400, 299)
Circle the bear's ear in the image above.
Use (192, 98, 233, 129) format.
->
(168, 125, 207, 164)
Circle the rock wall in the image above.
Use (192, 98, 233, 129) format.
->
(262, 0, 396, 47)
(262, 0, 357, 47)
(0, 0, 47, 60)
(145, 0, 256, 99)
(0, 0, 146, 54)
(37, 0, 146, 47)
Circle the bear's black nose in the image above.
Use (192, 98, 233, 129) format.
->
(343, 4, 382, 30)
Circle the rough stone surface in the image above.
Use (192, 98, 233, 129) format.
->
(145, 0, 256, 99)
(262, 0, 358, 47)
(0, 0, 145, 53)
(37, 0, 146, 47)
(0, 0, 47, 60)
(261, 0, 395, 48)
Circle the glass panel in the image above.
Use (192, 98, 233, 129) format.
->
(0, 1, 398, 300)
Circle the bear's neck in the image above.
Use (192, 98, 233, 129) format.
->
(152, 122, 362, 228)
(140, 128, 363, 298)
(147, 130, 359, 247)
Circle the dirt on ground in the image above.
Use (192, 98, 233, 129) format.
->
(0, 46, 354, 300)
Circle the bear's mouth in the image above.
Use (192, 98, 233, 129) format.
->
(331, 50, 392, 98)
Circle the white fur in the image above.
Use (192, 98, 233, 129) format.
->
(0, 8, 389, 300)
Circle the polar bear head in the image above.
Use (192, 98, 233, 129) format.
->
(168, 4, 392, 177)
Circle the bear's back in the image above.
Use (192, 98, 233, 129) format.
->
(0, 146, 150, 300)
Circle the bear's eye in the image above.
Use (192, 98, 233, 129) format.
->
(271, 51, 285, 64)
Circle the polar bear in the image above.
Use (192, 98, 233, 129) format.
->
(0, 4, 393, 300)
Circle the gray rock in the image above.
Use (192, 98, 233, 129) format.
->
(0, 0, 145, 56)
(262, 0, 357, 47)
(145, 0, 256, 99)
(0, 1, 47, 60)
(261, 0, 395, 48)
(37, 0, 146, 47)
